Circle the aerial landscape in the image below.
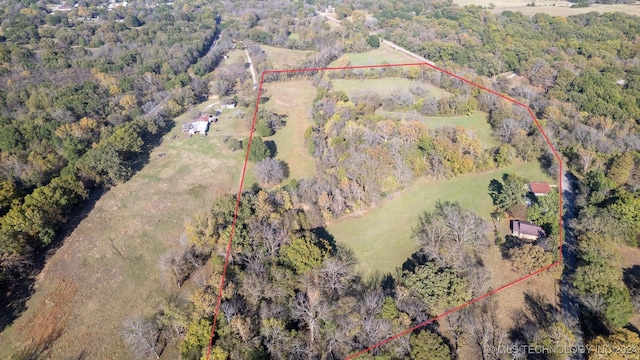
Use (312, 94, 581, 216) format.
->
(0, 0, 640, 359)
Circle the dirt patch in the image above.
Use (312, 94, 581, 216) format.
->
(618, 244, 640, 268)
(12, 279, 78, 358)
(482, 246, 559, 331)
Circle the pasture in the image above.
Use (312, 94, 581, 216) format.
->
(332, 77, 449, 99)
(261, 45, 316, 69)
(327, 161, 554, 276)
(329, 42, 419, 66)
(261, 80, 317, 181)
(0, 100, 250, 359)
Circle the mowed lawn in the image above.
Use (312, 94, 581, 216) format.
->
(0, 101, 250, 359)
(327, 161, 555, 276)
(332, 77, 450, 99)
(330, 42, 418, 66)
(261, 45, 316, 68)
(262, 80, 317, 181)
(217, 49, 246, 70)
(379, 110, 500, 149)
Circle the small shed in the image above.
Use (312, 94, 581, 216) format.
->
(198, 113, 217, 123)
(511, 220, 546, 241)
(182, 113, 215, 136)
(189, 121, 209, 136)
(529, 182, 551, 197)
(224, 99, 237, 109)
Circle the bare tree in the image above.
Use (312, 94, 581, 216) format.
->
(292, 287, 330, 344)
(420, 96, 438, 116)
(464, 303, 505, 360)
(358, 315, 393, 350)
(315, 258, 355, 300)
(121, 316, 161, 360)
(414, 202, 489, 268)
(436, 201, 489, 251)
(254, 158, 286, 186)
(260, 317, 292, 360)
(159, 246, 202, 290)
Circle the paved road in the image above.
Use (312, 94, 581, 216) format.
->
(560, 170, 585, 359)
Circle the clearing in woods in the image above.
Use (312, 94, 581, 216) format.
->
(261, 80, 317, 181)
(260, 45, 317, 68)
(331, 77, 449, 99)
(200, 61, 563, 359)
(327, 161, 554, 276)
(0, 99, 250, 359)
(330, 42, 418, 66)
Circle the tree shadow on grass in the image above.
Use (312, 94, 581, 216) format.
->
(279, 160, 290, 180)
(130, 120, 175, 175)
(500, 235, 522, 259)
(310, 227, 336, 253)
(264, 140, 277, 158)
(401, 252, 430, 273)
(509, 292, 558, 345)
(623, 265, 640, 298)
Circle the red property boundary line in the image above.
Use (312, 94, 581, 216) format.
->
(206, 62, 564, 360)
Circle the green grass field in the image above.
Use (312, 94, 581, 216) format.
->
(332, 77, 450, 99)
(327, 161, 555, 276)
(379, 110, 501, 149)
(218, 49, 246, 71)
(0, 100, 250, 359)
(329, 42, 418, 66)
(261, 45, 316, 69)
(262, 81, 317, 181)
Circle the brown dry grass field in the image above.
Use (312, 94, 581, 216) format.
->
(0, 100, 250, 359)
(261, 45, 316, 69)
(329, 42, 418, 67)
(455, 0, 640, 16)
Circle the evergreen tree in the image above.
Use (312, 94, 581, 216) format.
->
(409, 330, 451, 360)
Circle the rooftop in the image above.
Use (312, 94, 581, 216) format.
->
(529, 182, 551, 195)
(512, 220, 546, 238)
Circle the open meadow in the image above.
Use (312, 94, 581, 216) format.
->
(261, 45, 316, 69)
(0, 100, 250, 359)
(332, 77, 449, 99)
(454, 0, 640, 16)
(329, 42, 418, 66)
(261, 80, 317, 181)
(217, 49, 246, 70)
(327, 161, 554, 276)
